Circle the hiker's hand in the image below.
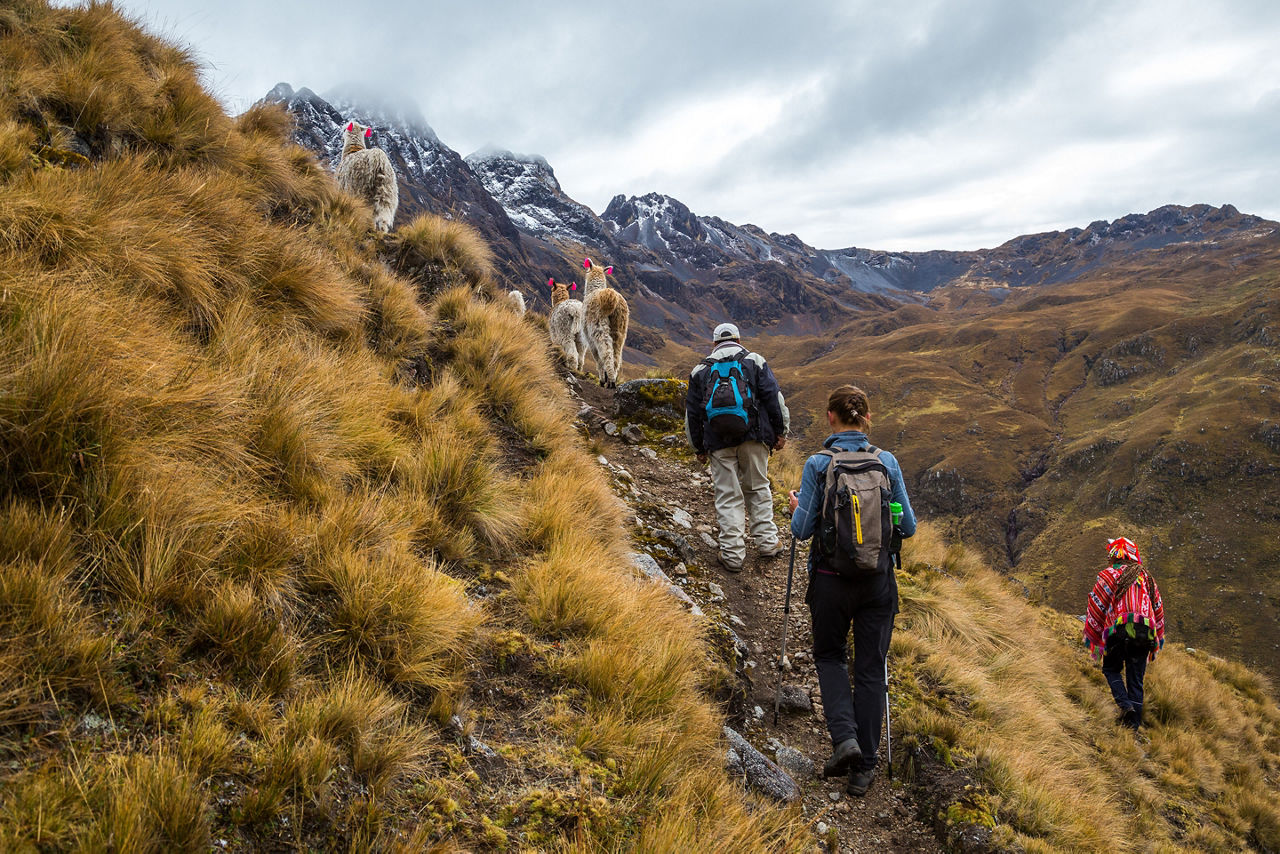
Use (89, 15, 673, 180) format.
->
(696, 453, 708, 465)
(788, 490, 799, 515)
(773, 436, 787, 451)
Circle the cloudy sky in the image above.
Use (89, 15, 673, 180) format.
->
(114, 0, 1280, 251)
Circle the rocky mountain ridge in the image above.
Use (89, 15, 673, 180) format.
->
(263, 84, 1277, 353)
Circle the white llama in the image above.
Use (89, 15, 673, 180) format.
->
(547, 278, 586, 371)
(581, 257, 629, 389)
(506, 290, 526, 315)
(336, 121, 398, 232)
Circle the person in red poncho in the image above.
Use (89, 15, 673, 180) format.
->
(1083, 537, 1165, 730)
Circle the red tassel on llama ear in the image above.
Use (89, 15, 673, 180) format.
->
(547, 278, 555, 288)
(583, 258, 592, 270)
(346, 122, 354, 132)
(604, 266, 613, 275)
(570, 282, 578, 291)
(364, 127, 373, 138)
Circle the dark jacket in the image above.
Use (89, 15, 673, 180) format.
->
(684, 342, 789, 454)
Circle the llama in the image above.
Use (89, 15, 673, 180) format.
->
(336, 121, 398, 232)
(547, 278, 586, 371)
(581, 257, 629, 389)
(506, 289, 526, 315)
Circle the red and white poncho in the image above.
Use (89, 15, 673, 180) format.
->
(1083, 563, 1165, 661)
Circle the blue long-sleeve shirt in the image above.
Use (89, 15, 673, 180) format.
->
(791, 432, 916, 571)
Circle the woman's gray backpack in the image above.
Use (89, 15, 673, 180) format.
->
(815, 446, 894, 577)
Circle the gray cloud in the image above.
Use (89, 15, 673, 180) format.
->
(114, 0, 1280, 250)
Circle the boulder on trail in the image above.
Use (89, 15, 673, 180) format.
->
(724, 726, 801, 803)
(612, 378, 687, 430)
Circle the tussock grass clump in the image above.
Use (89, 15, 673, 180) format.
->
(390, 213, 498, 300)
(0, 1, 811, 849)
(892, 523, 1280, 852)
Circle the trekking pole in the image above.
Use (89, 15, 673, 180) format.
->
(885, 512, 902, 780)
(772, 537, 798, 727)
(884, 654, 893, 780)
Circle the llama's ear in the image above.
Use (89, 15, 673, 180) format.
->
(346, 122, 354, 132)
(583, 258, 592, 270)
(364, 127, 373, 138)
(604, 266, 613, 275)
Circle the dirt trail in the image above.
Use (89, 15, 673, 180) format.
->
(574, 379, 944, 854)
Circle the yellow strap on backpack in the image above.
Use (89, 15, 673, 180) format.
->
(852, 495, 863, 544)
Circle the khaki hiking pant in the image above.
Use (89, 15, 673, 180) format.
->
(709, 441, 780, 566)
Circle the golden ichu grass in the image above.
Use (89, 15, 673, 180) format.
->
(893, 523, 1280, 852)
(0, 1, 808, 849)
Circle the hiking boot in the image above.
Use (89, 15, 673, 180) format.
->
(717, 553, 743, 573)
(1119, 708, 1140, 731)
(846, 767, 876, 797)
(822, 738, 862, 778)
(757, 541, 785, 559)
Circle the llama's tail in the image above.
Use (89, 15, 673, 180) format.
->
(608, 295, 629, 368)
(587, 290, 628, 385)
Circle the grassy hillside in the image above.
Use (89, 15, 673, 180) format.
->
(0, 3, 805, 849)
(755, 234, 1280, 679)
(890, 524, 1280, 852)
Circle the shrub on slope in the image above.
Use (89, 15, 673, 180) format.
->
(0, 3, 805, 849)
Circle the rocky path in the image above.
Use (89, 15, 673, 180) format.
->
(572, 377, 944, 854)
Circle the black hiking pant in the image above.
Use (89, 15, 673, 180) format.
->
(1102, 630, 1149, 722)
(807, 569, 897, 771)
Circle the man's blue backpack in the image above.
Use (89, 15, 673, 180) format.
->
(703, 356, 754, 443)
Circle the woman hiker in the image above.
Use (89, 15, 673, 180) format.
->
(1083, 537, 1166, 731)
(788, 385, 916, 797)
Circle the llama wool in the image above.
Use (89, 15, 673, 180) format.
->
(581, 258, 629, 389)
(336, 121, 399, 233)
(547, 278, 587, 371)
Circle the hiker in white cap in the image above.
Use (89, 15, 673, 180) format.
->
(684, 323, 789, 572)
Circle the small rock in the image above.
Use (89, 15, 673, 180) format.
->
(829, 791, 841, 802)
(639, 447, 658, 459)
(753, 642, 763, 654)
(697, 524, 713, 533)
(670, 508, 694, 529)
(775, 746, 815, 780)
(652, 528, 696, 563)
(729, 614, 746, 627)
(816, 821, 829, 836)
(466, 735, 497, 758)
(707, 583, 726, 603)
(752, 706, 765, 720)
(603, 421, 619, 437)
(765, 738, 783, 752)
(700, 532, 718, 549)
(672, 562, 688, 577)
(877, 811, 889, 820)
(662, 434, 682, 446)
(630, 552, 670, 584)
(776, 684, 813, 715)
(597, 455, 609, 466)
(80, 711, 113, 734)
(576, 405, 593, 420)
(723, 726, 801, 803)
(621, 424, 645, 444)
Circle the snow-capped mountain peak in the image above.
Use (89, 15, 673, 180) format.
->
(465, 148, 611, 244)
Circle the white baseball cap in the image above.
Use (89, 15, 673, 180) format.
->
(713, 322, 740, 342)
